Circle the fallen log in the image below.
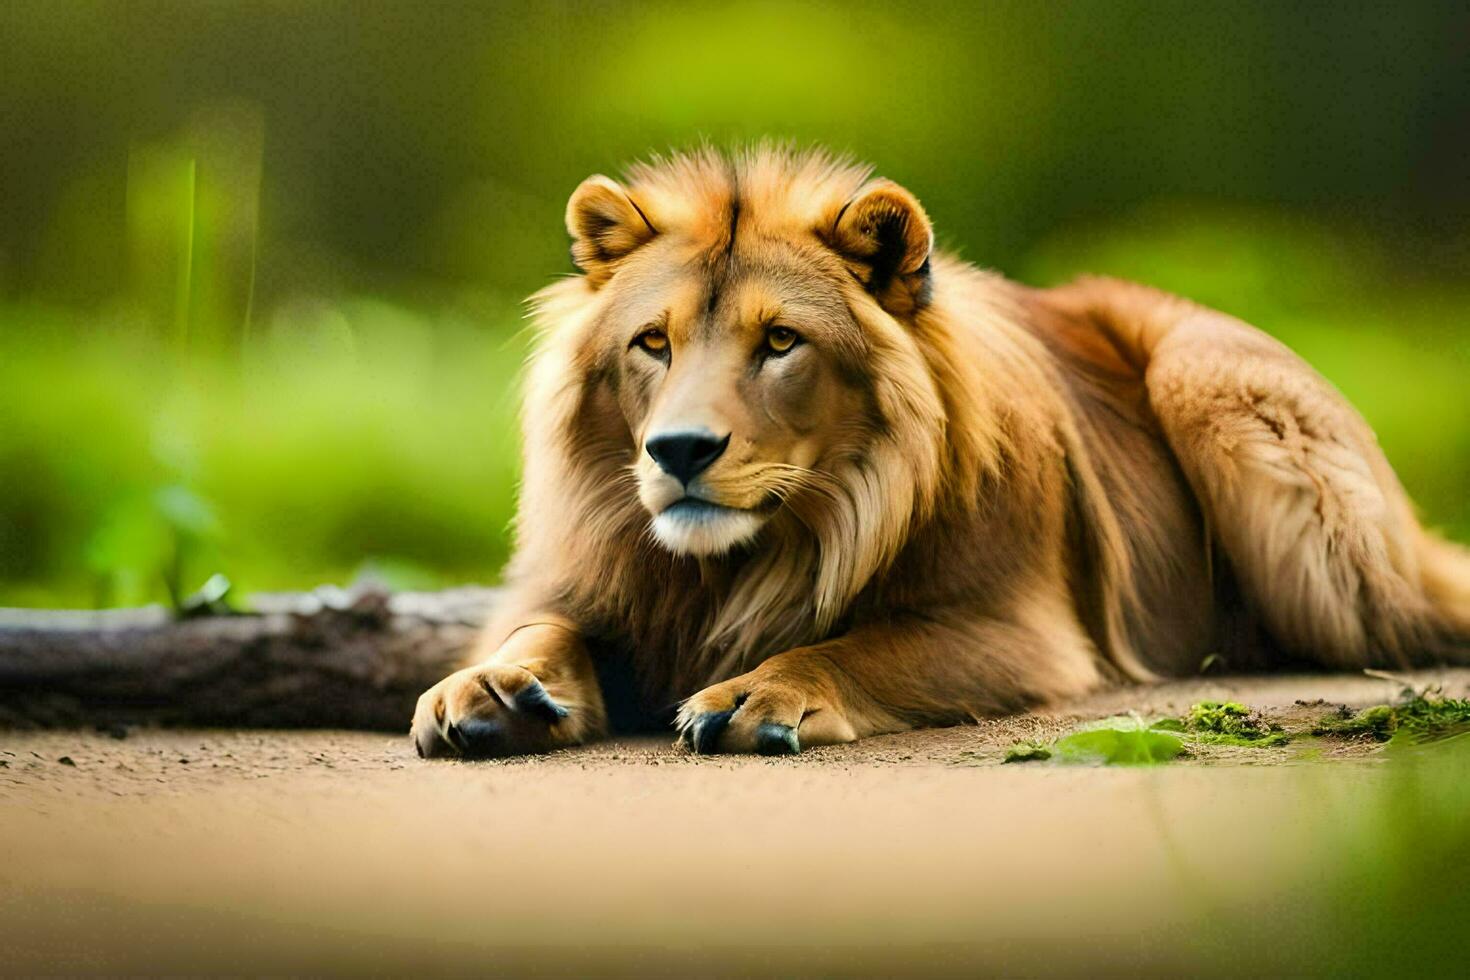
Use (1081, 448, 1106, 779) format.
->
(0, 587, 496, 731)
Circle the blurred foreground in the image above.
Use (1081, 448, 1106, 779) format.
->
(4, 668, 1468, 977)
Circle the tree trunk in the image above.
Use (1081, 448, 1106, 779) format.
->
(0, 587, 496, 731)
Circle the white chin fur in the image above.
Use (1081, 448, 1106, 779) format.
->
(651, 505, 765, 556)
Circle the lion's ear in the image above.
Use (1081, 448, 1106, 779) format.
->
(566, 175, 658, 285)
(826, 179, 934, 314)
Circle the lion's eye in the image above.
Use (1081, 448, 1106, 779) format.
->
(765, 326, 799, 355)
(633, 329, 669, 356)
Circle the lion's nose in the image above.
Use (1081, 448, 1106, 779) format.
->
(645, 429, 730, 485)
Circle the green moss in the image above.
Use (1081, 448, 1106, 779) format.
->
(1164, 701, 1291, 747)
(1188, 700, 1252, 732)
(1002, 742, 1053, 764)
(1312, 695, 1470, 744)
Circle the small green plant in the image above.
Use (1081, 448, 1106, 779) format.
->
(85, 482, 230, 614)
(1003, 715, 1184, 766)
(1051, 725, 1184, 765)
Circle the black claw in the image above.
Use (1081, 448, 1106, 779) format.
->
(691, 709, 736, 754)
(443, 721, 469, 753)
(754, 722, 800, 756)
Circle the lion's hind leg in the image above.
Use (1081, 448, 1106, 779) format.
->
(1136, 301, 1467, 668)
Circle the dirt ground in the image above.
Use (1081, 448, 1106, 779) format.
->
(3, 668, 1466, 977)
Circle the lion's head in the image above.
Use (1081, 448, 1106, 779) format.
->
(563, 147, 945, 556)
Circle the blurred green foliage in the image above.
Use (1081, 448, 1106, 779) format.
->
(0, 301, 525, 606)
(1198, 734, 1470, 975)
(0, 1, 1466, 606)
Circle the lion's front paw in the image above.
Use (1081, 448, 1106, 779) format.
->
(411, 663, 591, 759)
(675, 660, 860, 755)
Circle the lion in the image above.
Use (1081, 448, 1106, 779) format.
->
(411, 145, 1470, 758)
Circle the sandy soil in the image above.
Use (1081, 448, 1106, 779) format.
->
(2, 668, 1466, 976)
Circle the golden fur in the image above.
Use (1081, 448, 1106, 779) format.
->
(412, 145, 1470, 758)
